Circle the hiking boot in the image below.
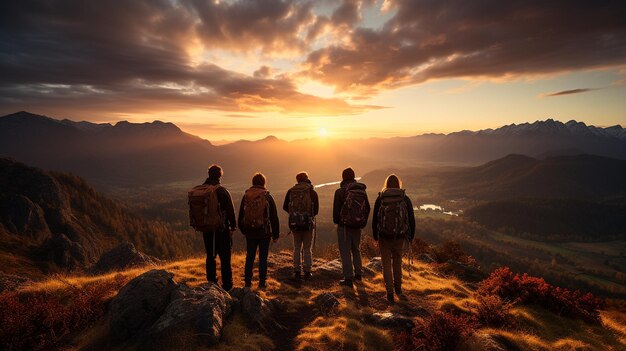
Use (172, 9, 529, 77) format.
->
(387, 292, 395, 305)
(258, 280, 267, 289)
(354, 274, 362, 282)
(339, 279, 354, 288)
(304, 271, 312, 281)
(291, 271, 302, 282)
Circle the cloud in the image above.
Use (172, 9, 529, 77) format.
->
(0, 0, 378, 117)
(541, 88, 596, 97)
(301, 0, 626, 96)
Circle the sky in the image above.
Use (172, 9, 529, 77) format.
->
(1, 0, 626, 142)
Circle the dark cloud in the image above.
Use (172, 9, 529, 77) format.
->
(302, 0, 626, 95)
(0, 0, 377, 116)
(543, 88, 595, 97)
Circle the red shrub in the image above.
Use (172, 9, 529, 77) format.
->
(423, 312, 478, 351)
(0, 275, 127, 351)
(474, 294, 513, 327)
(433, 241, 477, 266)
(477, 267, 605, 322)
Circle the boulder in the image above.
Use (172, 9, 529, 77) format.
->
(230, 287, 283, 331)
(366, 257, 383, 272)
(445, 260, 488, 282)
(417, 253, 435, 263)
(366, 312, 415, 331)
(312, 292, 340, 314)
(147, 283, 233, 346)
(316, 259, 344, 277)
(91, 243, 160, 274)
(46, 232, 87, 269)
(108, 270, 179, 341)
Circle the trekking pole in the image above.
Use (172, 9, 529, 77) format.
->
(406, 238, 413, 277)
(312, 217, 317, 252)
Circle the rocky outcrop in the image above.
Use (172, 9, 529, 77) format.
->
(108, 269, 233, 348)
(366, 257, 383, 272)
(109, 270, 179, 341)
(45, 233, 87, 269)
(444, 260, 487, 282)
(366, 312, 415, 331)
(417, 253, 435, 263)
(230, 287, 283, 331)
(147, 283, 233, 347)
(91, 243, 160, 274)
(312, 292, 340, 315)
(0, 194, 50, 241)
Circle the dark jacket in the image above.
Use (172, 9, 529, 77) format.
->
(372, 190, 415, 241)
(238, 185, 280, 240)
(282, 179, 319, 216)
(203, 177, 237, 231)
(333, 180, 369, 225)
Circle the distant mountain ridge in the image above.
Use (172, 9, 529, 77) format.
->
(452, 119, 626, 139)
(1, 111, 625, 187)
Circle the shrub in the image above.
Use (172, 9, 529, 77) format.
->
(423, 312, 478, 351)
(433, 241, 477, 266)
(477, 267, 605, 322)
(474, 294, 512, 327)
(0, 275, 127, 351)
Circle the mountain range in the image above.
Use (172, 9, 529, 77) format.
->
(1, 111, 625, 187)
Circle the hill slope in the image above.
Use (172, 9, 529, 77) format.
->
(2, 251, 624, 351)
(0, 158, 202, 277)
(442, 154, 626, 200)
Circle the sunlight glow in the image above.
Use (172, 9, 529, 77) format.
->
(319, 127, 329, 137)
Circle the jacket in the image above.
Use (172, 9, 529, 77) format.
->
(371, 189, 415, 241)
(282, 179, 319, 216)
(203, 177, 237, 231)
(238, 185, 280, 239)
(333, 180, 370, 226)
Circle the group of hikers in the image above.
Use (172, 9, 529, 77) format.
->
(188, 165, 415, 304)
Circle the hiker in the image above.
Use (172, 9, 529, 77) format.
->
(333, 167, 370, 288)
(188, 164, 237, 291)
(283, 171, 319, 281)
(238, 173, 280, 289)
(372, 174, 415, 304)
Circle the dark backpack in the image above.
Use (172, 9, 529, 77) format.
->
(340, 183, 370, 228)
(243, 187, 269, 231)
(288, 182, 313, 230)
(377, 188, 409, 239)
(188, 184, 223, 232)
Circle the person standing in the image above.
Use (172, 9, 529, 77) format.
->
(372, 174, 415, 304)
(238, 173, 280, 289)
(333, 167, 370, 288)
(283, 171, 319, 281)
(188, 164, 237, 291)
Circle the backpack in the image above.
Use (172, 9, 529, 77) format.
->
(188, 184, 224, 232)
(288, 182, 313, 230)
(340, 183, 370, 228)
(377, 188, 409, 239)
(243, 187, 269, 231)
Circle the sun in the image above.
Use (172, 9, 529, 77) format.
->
(319, 127, 329, 137)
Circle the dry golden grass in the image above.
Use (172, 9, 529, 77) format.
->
(295, 304, 392, 351)
(11, 252, 626, 351)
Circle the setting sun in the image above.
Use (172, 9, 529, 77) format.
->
(319, 128, 329, 137)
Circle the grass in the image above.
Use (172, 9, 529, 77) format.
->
(6, 250, 626, 351)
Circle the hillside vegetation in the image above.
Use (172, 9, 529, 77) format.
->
(2, 245, 625, 351)
(0, 158, 202, 277)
